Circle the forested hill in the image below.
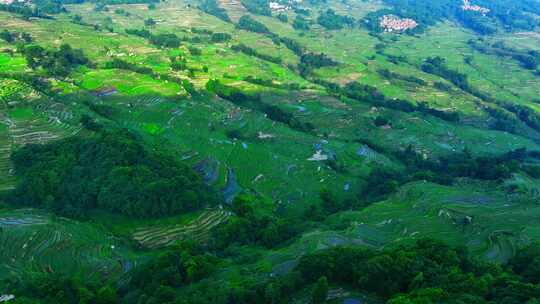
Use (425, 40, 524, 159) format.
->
(0, 0, 540, 302)
(6, 128, 220, 218)
(364, 0, 540, 34)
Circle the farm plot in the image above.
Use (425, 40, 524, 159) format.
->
(78, 69, 181, 96)
(10, 114, 64, 146)
(0, 80, 41, 108)
(133, 208, 231, 248)
(134, 95, 167, 107)
(218, 0, 248, 22)
(385, 23, 540, 109)
(0, 123, 14, 191)
(0, 53, 27, 74)
(319, 180, 540, 262)
(0, 209, 138, 281)
(0, 97, 82, 191)
(6, 94, 82, 145)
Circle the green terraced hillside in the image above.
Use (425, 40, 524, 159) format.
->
(1, 0, 540, 303)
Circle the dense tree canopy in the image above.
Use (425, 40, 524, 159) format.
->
(0, 29, 32, 44)
(296, 239, 540, 303)
(210, 32, 231, 43)
(128, 242, 219, 301)
(293, 15, 311, 31)
(20, 43, 90, 77)
(0, 3, 47, 19)
(211, 195, 302, 249)
(240, 0, 271, 16)
(10, 239, 540, 304)
(6, 129, 220, 218)
(317, 9, 355, 30)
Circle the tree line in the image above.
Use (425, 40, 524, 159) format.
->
(0, 2, 52, 19)
(231, 43, 282, 64)
(125, 28, 182, 48)
(421, 56, 540, 133)
(199, 0, 231, 22)
(237, 15, 271, 34)
(468, 39, 540, 71)
(1, 37, 89, 78)
(10, 238, 540, 303)
(0, 29, 32, 44)
(294, 238, 540, 304)
(313, 78, 460, 122)
(359, 145, 540, 202)
(206, 79, 315, 133)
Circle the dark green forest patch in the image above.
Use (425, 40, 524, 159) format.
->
(6, 129, 221, 218)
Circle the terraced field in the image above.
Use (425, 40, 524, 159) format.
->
(0, 209, 138, 281)
(316, 180, 540, 262)
(2, 102, 81, 176)
(0, 121, 14, 191)
(0, 0, 539, 299)
(133, 208, 231, 248)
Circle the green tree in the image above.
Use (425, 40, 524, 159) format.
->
(0, 29, 14, 43)
(312, 276, 328, 304)
(320, 189, 340, 214)
(145, 18, 156, 26)
(95, 286, 118, 304)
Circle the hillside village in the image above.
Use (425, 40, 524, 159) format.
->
(379, 14, 418, 32)
(378, 0, 492, 33)
(462, 0, 490, 15)
(268, 0, 302, 12)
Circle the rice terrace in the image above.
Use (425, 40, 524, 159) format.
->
(1, 0, 540, 302)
